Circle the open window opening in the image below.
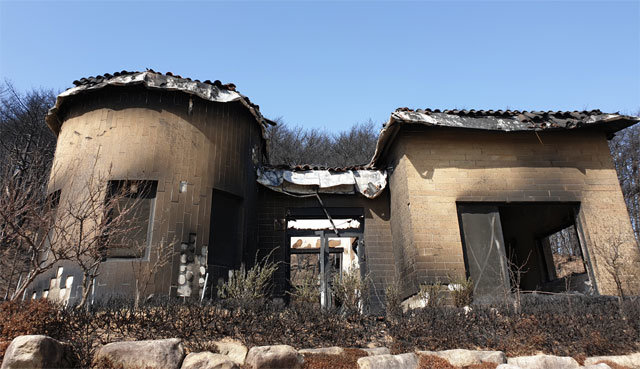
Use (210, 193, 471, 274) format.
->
(537, 224, 588, 292)
(458, 203, 592, 300)
(286, 208, 364, 308)
(104, 180, 157, 258)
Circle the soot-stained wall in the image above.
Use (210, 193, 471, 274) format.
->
(28, 85, 264, 303)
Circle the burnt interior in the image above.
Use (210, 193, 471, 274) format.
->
(208, 189, 244, 286)
(285, 208, 364, 307)
(459, 202, 591, 299)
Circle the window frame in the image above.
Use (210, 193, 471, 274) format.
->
(103, 180, 158, 261)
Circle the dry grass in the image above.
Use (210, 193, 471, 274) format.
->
(418, 354, 499, 369)
(464, 363, 498, 369)
(302, 348, 367, 369)
(418, 354, 457, 369)
(2, 296, 639, 365)
(0, 299, 62, 360)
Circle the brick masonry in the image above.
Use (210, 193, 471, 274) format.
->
(27, 84, 640, 305)
(256, 188, 394, 308)
(29, 86, 264, 302)
(386, 126, 640, 297)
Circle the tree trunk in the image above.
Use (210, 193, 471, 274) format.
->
(76, 272, 92, 309)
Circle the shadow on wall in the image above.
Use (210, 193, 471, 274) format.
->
(403, 127, 610, 180)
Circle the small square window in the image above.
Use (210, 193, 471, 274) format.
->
(104, 180, 157, 258)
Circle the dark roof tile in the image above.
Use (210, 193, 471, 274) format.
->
(70, 70, 241, 92)
(367, 107, 640, 166)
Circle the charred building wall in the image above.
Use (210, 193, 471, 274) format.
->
(28, 84, 265, 303)
(383, 125, 640, 298)
(23, 72, 640, 306)
(255, 187, 394, 309)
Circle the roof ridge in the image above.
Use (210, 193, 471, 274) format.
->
(71, 70, 239, 92)
(395, 107, 611, 117)
(263, 163, 375, 172)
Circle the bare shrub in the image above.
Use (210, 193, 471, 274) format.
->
(384, 279, 403, 319)
(418, 281, 446, 307)
(390, 294, 639, 357)
(130, 237, 177, 309)
(0, 299, 64, 361)
(288, 273, 319, 304)
(217, 249, 279, 302)
(52, 160, 156, 309)
(501, 251, 531, 313)
(331, 267, 369, 314)
(2, 295, 639, 363)
(449, 276, 473, 308)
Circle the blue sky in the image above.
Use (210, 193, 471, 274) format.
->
(1, 1, 638, 130)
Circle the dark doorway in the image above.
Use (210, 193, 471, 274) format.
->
(208, 190, 243, 284)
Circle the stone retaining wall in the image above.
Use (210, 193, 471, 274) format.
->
(2, 335, 639, 369)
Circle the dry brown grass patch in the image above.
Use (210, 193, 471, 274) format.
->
(302, 348, 367, 369)
(418, 354, 457, 369)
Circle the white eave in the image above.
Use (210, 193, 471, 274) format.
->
(257, 167, 387, 199)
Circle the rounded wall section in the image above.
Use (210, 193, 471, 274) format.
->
(31, 86, 264, 303)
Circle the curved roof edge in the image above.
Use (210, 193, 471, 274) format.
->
(368, 108, 640, 167)
(45, 70, 276, 136)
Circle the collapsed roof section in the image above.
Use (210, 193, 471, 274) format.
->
(257, 166, 387, 199)
(369, 108, 640, 167)
(45, 70, 276, 136)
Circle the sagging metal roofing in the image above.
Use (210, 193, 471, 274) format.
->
(257, 166, 387, 199)
(368, 107, 640, 167)
(45, 70, 276, 135)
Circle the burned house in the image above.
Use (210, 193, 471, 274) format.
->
(27, 71, 640, 307)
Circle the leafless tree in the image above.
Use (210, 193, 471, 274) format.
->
(591, 227, 639, 302)
(54, 158, 157, 309)
(1, 156, 156, 309)
(267, 118, 379, 167)
(548, 227, 581, 258)
(609, 110, 640, 243)
(0, 81, 56, 177)
(0, 163, 64, 300)
(331, 120, 380, 167)
(130, 236, 176, 309)
(0, 82, 57, 299)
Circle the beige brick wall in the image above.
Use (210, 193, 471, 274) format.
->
(387, 139, 420, 297)
(389, 126, 640, 297)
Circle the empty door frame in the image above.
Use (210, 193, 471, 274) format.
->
(285, 207, 365, 307)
